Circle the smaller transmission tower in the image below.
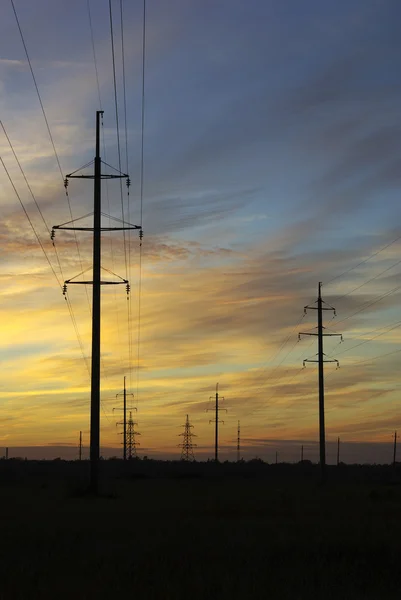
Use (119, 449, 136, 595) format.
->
(178, 414, 197, 461)
(113, 376, 135, 460)
(79, 431, 83, 461)
(127, 412, 140, 459)
(237, 421, 241, 462)
(393, 430, 397, 468)
(207, 383, 226, 462)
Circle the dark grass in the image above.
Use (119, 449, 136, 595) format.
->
(0, 461, 400, 599)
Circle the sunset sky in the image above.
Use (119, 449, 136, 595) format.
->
(0, 0, 400, 463)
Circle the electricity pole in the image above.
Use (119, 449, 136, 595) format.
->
(53, 111, 141, 493)
(337, 436, 340, 466)
(79, 431, 83, 461)
(237, 420, 241, 462)
(207, 383, 226, 462)
(275, 451, 278, 465)
(114, 376, 135, 460)
(299, 282, 343, 484)
(393, 431, 397, 468)
(301, 444, 304, 462)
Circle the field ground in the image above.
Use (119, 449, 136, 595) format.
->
(0, 461, 400, 599)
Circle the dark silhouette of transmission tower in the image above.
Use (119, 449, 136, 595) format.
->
(127, 412, 140, 459)
(299, 282, 343, 484)
(113, 376, 135, 460)
(237, 420, 241, 462)
(178, 414, 197, 461)
(53, 111, 142, 493)
(393, 430, 397, 468)
(207, 383, 226, 462)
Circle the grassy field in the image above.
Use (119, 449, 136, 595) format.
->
(0, 461, 400, 599)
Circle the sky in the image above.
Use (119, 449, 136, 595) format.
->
(0, 0, 400, 463)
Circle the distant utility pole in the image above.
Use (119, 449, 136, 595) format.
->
(114, 376, 135, 460)
(275, 451, 278, 465)
(127, 412, 140, 459)
(301, 444, 304, 462)
(79, 431, 83, 461)
(299, 282, 343, 484)
(237, 421, 241, 462)
(393, 431, 397, 468)
(337, 436, 340, 466)
(178, 414, 197, 461)
(5, 447, 8, 460)
(207, 383, 226, 462)
(53, 111, 141, 493)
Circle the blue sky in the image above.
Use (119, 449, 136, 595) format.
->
(0, 0, 400, 461)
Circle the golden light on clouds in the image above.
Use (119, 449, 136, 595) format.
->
(0, 0, 400, 462)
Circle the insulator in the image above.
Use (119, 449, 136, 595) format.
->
(62, 284, 67, 295)
(139, 229, 143, 240)
(64, 178, 69, 189)
(126, 177, 131, 188)
(126, 283, 130, 295)
(51, 229, 55, 240)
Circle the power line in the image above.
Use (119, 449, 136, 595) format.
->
(0, 155, 90, 375)
(109, 0, 132, 392)
(139, 0, 146, 230)
(136, 0, 147, 404)
(324, 232, 401, 287)
(87, 4, 126, 381)
(352, 347, 401, 368)
(120, 0, 129, 178)
(332, 258, 401, 304)
(11, 0, 91, 313)
(87, 0, 102, 109)
(120, 0, 134, 392)
(1, 120, 67, 285)
(1, 156, 61, 286)
(242, 365, 308, 420)
(10, 0, 63, 180)
(108, 0, 128, 279)
(1, 121, 50, 235)
(331, 283, 401, 329)
(334, 320, 401, 358)
(233, 312, 306, 398)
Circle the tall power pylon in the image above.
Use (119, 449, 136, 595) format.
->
(299, 282, 343, 484)
(237, 420, 241, 462)
(127, 412, 140, 459)
(178, 414, 197, 461)
(53, 111, 142, 493)
(113, 376, 135, 460)
(207, 383, 226, 462)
